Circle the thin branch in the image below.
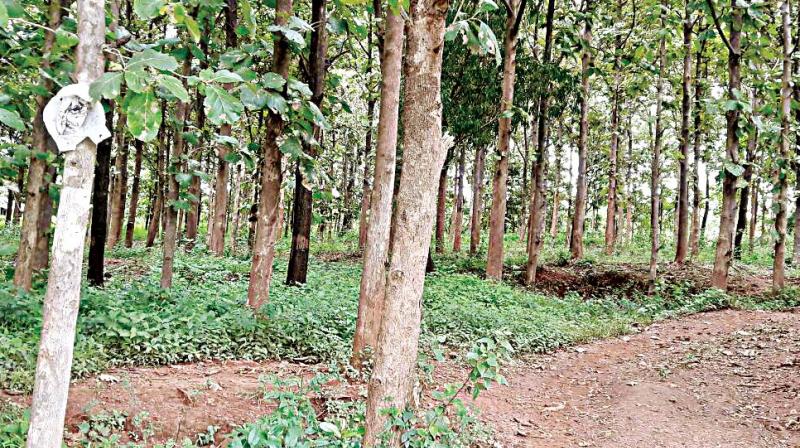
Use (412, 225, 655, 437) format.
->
(704, 0, 738, 55)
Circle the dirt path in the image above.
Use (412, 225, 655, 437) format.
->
(4, 309, 797, 446)
(469, 309, 799, 448)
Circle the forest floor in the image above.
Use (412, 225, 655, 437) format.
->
(6, 308, 796, 447)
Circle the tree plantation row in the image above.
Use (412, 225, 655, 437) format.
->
(0, 0, 799, 445)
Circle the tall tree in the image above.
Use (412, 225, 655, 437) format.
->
(363, 0, 449, 443)
(124, 140, 143, 247)
(451, 145, 466, 252)
(773, 0, 791, 289)
(13, 0, 61, 291)
(570, 0, 592, 260)
(352, 1, 404, 367)
(649, 0, 666, 293)
(689, 38, 706, 258)
(247, 0, 292, 309)
(708, 0, 743, 289)
(486, 0, 527, 279)
(674, 0, 693, 264)
(469, 145, 486, 254)
(286, 0, 329, 285)
(107, 114, 128, 248)
(26, 0, 106, 443)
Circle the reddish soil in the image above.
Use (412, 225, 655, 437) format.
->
(4, 309, 797, 447)
(464, 308, 800, 447)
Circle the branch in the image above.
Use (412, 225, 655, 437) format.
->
(620, 0, 637, 48)
(704, 0, 738, 55)
(511, 0, 528, 37)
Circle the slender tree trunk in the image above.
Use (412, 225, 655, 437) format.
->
(649, 3, 666, 293)
(525, 0, 554, 284)
(229, 164, 242, 254)
(689, 41, 705, 258)
(452, 146, 466, 252)
(363, 1, 449, 442)
(160, 57, 192, 289)
(792, 8, 800, 266)
(13, 0, 60, 291)
(87, 107, 113, 287)
(675, 4, 693, 264)
(26, 0, 105, 443)
(549, 124, 562, 238)
(107, 115, 128, 248)
(773, 0, 791, 289)
(469, 146, 486, 255)
(734, 95, 758, 260)
(358, 19, 376, 251)
(435, 154, 451, 253)
(12, 168, 23, 226)
(352, 2, 403, 367)
(570, 0, 592, 260)
(486, 0, 526, 280)
(146, 106, 167, 247)
(247, 0, 292, 309)
(33, 162, 56, 271)
(750, 181, 758, 251)
(711, 0, 743, 290)
(286, 0, 328, 285)
(185, 166, 201, 249)
(518, 124, 530, 241)
(124, 139, 142, 247)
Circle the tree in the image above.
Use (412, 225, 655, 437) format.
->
(569, 0, 593, 260)
(247, 0, 293, 309)
(773, 0, 791, 289)
(124, 139, 142, 247)
(26, 0, 106, 443)
(363, 0, 449, 443)
(674, 0, 693, 264)
(352, 2, 404, 367)
(486, 0, 527, 280)
(649, 0, 666, 293)
(708, 0, 743, 290)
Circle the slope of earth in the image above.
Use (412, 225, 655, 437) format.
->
(466, 309, 799, 448)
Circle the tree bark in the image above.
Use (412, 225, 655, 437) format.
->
(124, 139, 142, 247)
(160, 57, 192, 289)
(649, 2, 666, 293)
(107, 115, 128, 248)
(13, 0, 60, 291)
(486, 0, 526, 280)
(87, 108, 113, 287)
(469, 146, 486, 255)
(286, 0, 328, 285)
(352, 2, 403, 367)
(26, 0, 104, 443)
(773, 0, 791, 289)
(525, 0, 554, 284)
(734, 96, 758, 260)
(363, 1, 449, 443)
(229, 163, 242, 254)
(146, 105, 167, 247)
(550, 123, 563, 238)
(247, 0, 292, 309)
(358, 17, 376, 251)
(435, 153, 451, 253)
(689, 41, 705, 258)
(674, 3, 693, 264)
(711, 0, 743, 290)
(570, 0, 592, 260)
(451, 145, 466, 252)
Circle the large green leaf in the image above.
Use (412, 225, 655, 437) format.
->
(239, 84, 268, 110)
(264, 91, 287, 114)
(199, 69, 244, 84)
(157, 75, 189, 102)
(128, 49, 178, 72)
(133, 0, 165, 19)
(89, 72, 124, 100)
(204, 86, 244, 125)
(0, 108, 24, 131)
(124, 91, 161, 142)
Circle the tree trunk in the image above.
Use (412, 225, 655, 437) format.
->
(352, 2, 403, 367)
(146, 105, 167, 247)
(649, 3, 666, 293)
(363, 1, 449, 443)
(734, 96, 758, 260)
(185, 165, 201, 249)
(570, 0, 592, 260)
(286, 0, 328, 285)
(689, 41, 705, 258)
(749, 181, 758, 251)
(229, 163, 242, 254)
(711, 0, 743, 290)
(33, 162, 57, 271)
(107, 115, 128, 248)
(549, 124, 562, 238)
(674, 4, 692, 264)
(524, 0, 554, 284)
(87, 107, 113, 287)
(26, 0, 105, 443)
(160, 57, 192, 289)
(124, 139, 142, 247)
(13, 0, 60, 291)
(435, 154, 450, 253)
(247, 0, 292, 309)
(469, 146, 486, 255)
(358, 18, 376, 251)
(486, 0, 526, 280)
(773, 0, 791, 289)
(451, 146, 466, 252)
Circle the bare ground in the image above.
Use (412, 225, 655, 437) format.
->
(4, 309, 798, 446)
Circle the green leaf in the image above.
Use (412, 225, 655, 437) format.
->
(262, 72, 286, 90)
(287, 78, 312, 97)
(0, 2, 8, 27)
(89, 72, 124, 100)
(183, 16, 201, 42)
(158, 75, 189, 102)
(204, 85, 244, 125)
(0, 108, 24, 131)
(279, 135, 303, 158)
(478, 0, 498, 11)
(199, 69, 244, 84)
(723, 161, 744, 177)
(264, 91, 287, 114)
(125, 68, 149, 93)
(133, 0, 165, 19)
(124, 91, 162, 142)
(239, 84, 268, 110)
(128, 49, 179, 72)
